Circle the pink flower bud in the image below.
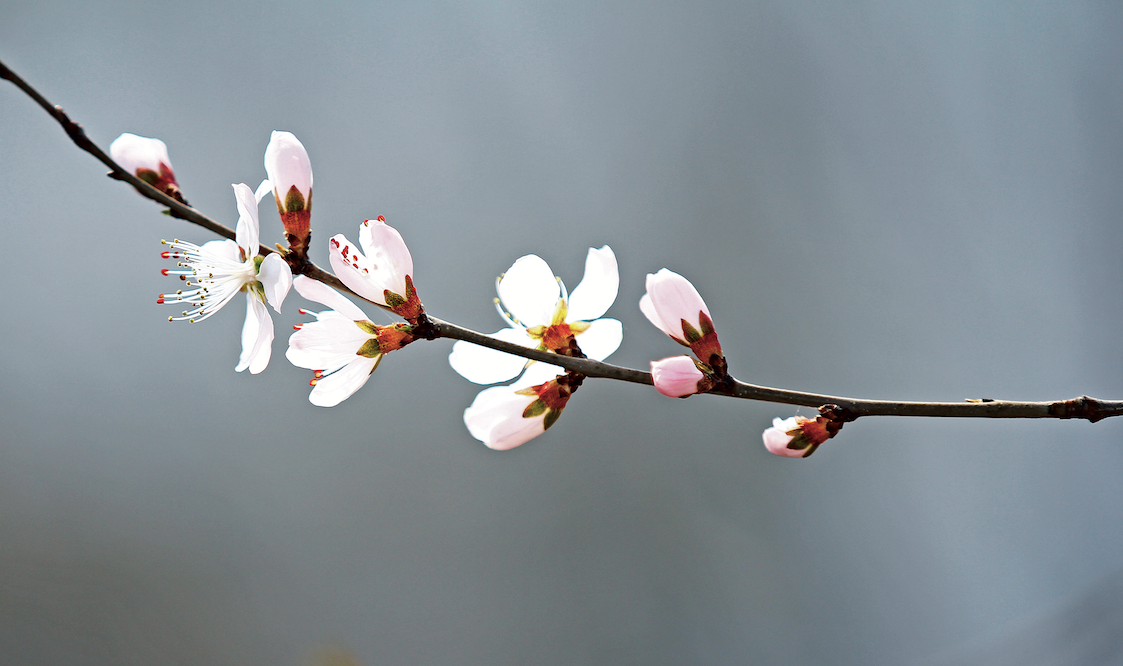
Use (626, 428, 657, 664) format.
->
(650, 355, 705, 397)
(762, 415, 837, 458)
(110, 133, 183, 201)
(264, 130, 313, 257)
(639, 268, 724, 369)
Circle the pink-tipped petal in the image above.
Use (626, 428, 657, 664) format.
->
(650, 355, 705, 397)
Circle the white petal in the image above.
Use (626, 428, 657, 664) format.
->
(567, 246, 619, 322)
(463, 385, 545, 451)
(292, 275, 369, 321)
(109, 133, 171, 175)
(329, 234, 388, 305)
(200, 238, 242, 264)
(575, 318, 622, 362)
(448, 328, 535, 385)
(236, 296, 273, 374)
(254, 179, 273, 202)
(259, 253, 293, 313)
(264, 131, 313, 202)
(309, 356, 380, 407)
(511, 362, 565, 389)
(497, 255, 560, 327)
(358, 219, 413, 298)
(286, 316, 373, 370)
(232, 183, 261, 254)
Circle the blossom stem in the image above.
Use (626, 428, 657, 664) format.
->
(8, 57, 1123, 423)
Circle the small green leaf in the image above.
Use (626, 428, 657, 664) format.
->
(284, 184, 305, 212)
(356, 340, 382, 358)
(354, 320, 380, 335)
(543, 408, 562, 430)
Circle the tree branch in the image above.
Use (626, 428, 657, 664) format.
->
(6, 56, 1121, 424)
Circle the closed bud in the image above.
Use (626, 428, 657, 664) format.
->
(264, 131, 313, 259)
(110, 133, 185, 203)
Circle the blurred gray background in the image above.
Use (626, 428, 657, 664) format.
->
(2, 1, 1123, 664)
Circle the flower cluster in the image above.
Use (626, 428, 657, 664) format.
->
(134, 128, 814, 459)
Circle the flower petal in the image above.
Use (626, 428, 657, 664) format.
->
(263, 131, 313, 205)
(643, 268, 711, 338)
(574, 317, 622, 362)
(463, 385, 546, 451)
(309, 356, 380, 407)
(292, 275, 368, 321)
(109, 133, 172, 177)
(567, 246, 619, 322)
(232, 182, 261, 255)
(650, 355, 704, 397)
(259, 253, 293, 313)
(358, 218, 413, 298)
(497, 255, 559, 327)
(287, 316, 374, 371)
(762, 417, 804, 458)
(448, 328, 536, 385)
(329, 234, 388, 305)
(236, 296, 273, 374)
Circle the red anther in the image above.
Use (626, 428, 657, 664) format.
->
(161, 268, 170, 276)
(298, 308, 310, 315)
(309, 378, 318, 386)
(156, 296, 165, 304)
(314, 370, 325, 378)
(330, 238, 340, 248)
(179, 276, 186, 281)
(341, 245, 350, 259)
(376, 215, 385, 222)
(292, 324, 302, 330)
(161, 251, 171, 258)
(352, 262, 359, 269)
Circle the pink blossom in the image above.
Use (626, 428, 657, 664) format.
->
(650, 355, 705, 397)
(639, 268, 724, 369)
(263, 130, 313, 257)
(110, 132, 182, 199)
(328, 217, 422, 319)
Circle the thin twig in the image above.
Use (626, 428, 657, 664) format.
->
(6, 56, 1121, 423)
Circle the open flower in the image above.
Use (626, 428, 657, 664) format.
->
(650, 355, 707, 397)
(263, 130, 313, 258)
(329, 217, 422, 319)
(159, 182, 292, 373)
(448, 246, 622, 385)
(110, 132, 184, 202)
(286, 276, 414, 407)
(463, 364, 580, 450)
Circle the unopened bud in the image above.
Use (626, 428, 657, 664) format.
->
(762, 415, 840, 458)
(110, 133, 185, 203)
(264, 130, 313, 259)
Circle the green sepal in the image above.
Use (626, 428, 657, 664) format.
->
(356, 340, 382, 358)
(284, 184, 306, 212)
(569, 320, 591, 334)
(681, 319, 702, 343)
(384, 290, 407, 309)
(354, 320, 380, 335)
(543, 408, 562, 430)
(523, 399, 548, 418)
(525, 325, 547, 338)
(514, 385, 539, 396)
(698, 311, 716, 338)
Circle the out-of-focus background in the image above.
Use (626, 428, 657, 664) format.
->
(2, 2, 1122, 664)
